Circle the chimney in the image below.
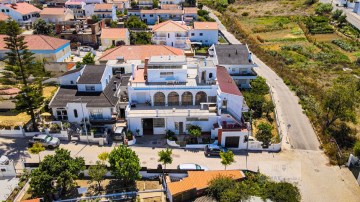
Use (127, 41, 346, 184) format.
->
(248, 52, 253, 63)
(144, 58, 149, 80)
(131, 63, 136, 80)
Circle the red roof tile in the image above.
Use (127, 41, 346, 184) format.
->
(0, 12, 9, 21)
(100, 28, 128, 39)
(40, 7, 66, 15)
(193, 22, 218, 30)
(99, 45, 184, 61)
(94, 3, 113, 10)
(4, 3, 40, 15)
(152, 20, 189, 32)
(0, 35, 69, 51)
(217, 66, 242, 96)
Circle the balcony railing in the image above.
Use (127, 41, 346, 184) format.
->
(230, 69, 257, 77)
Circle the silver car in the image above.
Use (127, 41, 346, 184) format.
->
(29, 134, 60, 149)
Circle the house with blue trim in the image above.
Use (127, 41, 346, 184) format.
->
(0, 35, 71, 62)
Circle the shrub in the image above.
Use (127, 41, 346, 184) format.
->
(207, 176, 236, 200)
(304, 0, 318, 5)
(315, 3, 333, 16)
(353, 141, 360, 157)
(242, 12, 249, 16)
(256, 122, 273, 147)
(188, 125, 202, 137)
(332, 40, 356, 52)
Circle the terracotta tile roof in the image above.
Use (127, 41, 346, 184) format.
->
(65, 1, 83, 5)
(0, 12, 9, 21)
(161, 4, 179, 10)
(132, 68, 145, 83)
(21, 199, 41, 202)
(100, 28, 128, 39)
(0, 35, 69, 51)
(40, 7, 66, 15)
(167, 170, 245, 196)
(217, 66, 242, 96)
(193, 22, 218, 30)
(140, 9, 183, 15)
(152, 20, 189, 32)
(94, 3, 113, 10)
(99, 45, 184, 61)
(4, 3, 40, 15)
(184, 7, 198, 14)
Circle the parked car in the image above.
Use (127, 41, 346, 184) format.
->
(113, 126, 125, 141)
(29, 134, 60, 149)
(204, 144, 228, 157)
(177, 163, 209, 171)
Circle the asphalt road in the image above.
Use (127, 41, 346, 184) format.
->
(320, 0, 360, 30)
(204, 6, 320, 150)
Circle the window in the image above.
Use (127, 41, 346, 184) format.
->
(85, 85, 95, 91)
(153, 118, 165, 127)
(195, 91, 207, 105)
(70, 81, 74, 84)
(222, 99, 227, 108)
(168, 92, 179, 106)
(154, 92, 165, 106)
(1, 9, 4, 12)
(191, 33, 195, 36)
(1, 168, 6, 172)
(74, 109, 78, 118)
(90, 109, 103, 119)
(199, 33, 203, 36)
(150, 14, 153, 17)
(175, 122, 179, 130)
(232, 68, 236, 72)
(56, 108, 68, 120)
(205, 40, 208, 42)
(182, 91, 193, 106)
(5, 9, 9, 12)
(209, 72, 213, 78)
(186, 117, 208, 121)
(160, 72, 174, 78)
(142, 14, 145, 17)
(208, 96, 216, 103)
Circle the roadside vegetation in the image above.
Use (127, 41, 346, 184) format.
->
(207, 172, 301, 202)
(201, 0, 360, 164)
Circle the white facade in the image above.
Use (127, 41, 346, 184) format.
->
(159, 0, 184, 5)
(126, 56, 250, 149)
(190, 29, 218, 46)
(65, 1, 86, 18)
(0, 4, 40, 24)
(85, 0, 102, 3)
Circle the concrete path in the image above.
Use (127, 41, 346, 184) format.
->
(204, 6, 320, 150)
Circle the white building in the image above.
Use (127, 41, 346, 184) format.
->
(209, 44, 258, 88)
(159, 0, 184, 5)
(126, 55, 250, 149)
(93, 3, 118, 20)
(138, 0, 153, 8)
(152, 20, 219, 50)
(152, 20, 191, 50)
(65, 0, 86, 18)
(49, 65, 124, 125)
(0, 2, 40, 25)
(190, 22, 218, 46)
(40, 7, 74, 23)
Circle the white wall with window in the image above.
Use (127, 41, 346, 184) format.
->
(189, 29, 218, 46)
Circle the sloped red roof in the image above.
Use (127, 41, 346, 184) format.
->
(0, 12, 9, 21)
(4, 3, 40, 15)
(0, 35, 69, 51)
(152, 20, 189, 32)
(217, 66, 242, 96)
(99, 45, 184, 61)
(100, 28, 128, 39)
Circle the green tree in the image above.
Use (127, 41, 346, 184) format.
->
(125, 16, 147, 29)
(219, 183, 250, 202)
(304, 0, 318, 6)
(158, 148, 173, 169)
(250, 77, 269, 95)
(0, 20, 7, 34)
(264, 182, 301, 202)
(323, 76, 360, 129)
(332, 9, 343, 20)
(220, 150, 235, 170)
(98, 152, 109, 162)
(130, 31, 152, 45)
(110, 20, 118, 28)
(262, 100, 275, 117)
(91, 15, 100, 23)
(82, 52, 95, 65)
(353, 141, 360, 157)
(30, 148, 85, 197)
(28, 142, 45, 163)
(315, 3, 333, 16)
(207, 176, 236, 200)
(108, 145, 141, 186)
(256, 122, 273, 147)
(188, 125, 202, 138)
(153, 0, 159, 8)
(29, 169, 54, 201)
(88, 161, 108, 192)
(4, 20, 44, 131)
(33, 18, 54, 35)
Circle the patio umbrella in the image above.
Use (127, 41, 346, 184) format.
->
(40, 112, 52, 117)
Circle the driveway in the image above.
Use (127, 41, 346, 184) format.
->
(204, 6, 320, 151)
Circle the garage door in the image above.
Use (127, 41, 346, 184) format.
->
(225, 136, 240, 148)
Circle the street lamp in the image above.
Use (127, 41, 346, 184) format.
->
(74, 98, 89, 143)
(246, 109, 253, 170)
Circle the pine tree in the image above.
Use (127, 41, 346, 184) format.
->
(4, 20, 44, 131)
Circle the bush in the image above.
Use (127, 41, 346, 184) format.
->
(207, 176, 236, 200)
(304, 0, 318, 5)
(353, 141, 360, 157)
(188, 125, 202, 137)
(332, 40, 356, 52)
(242, 12, 249, 16)
(256, 122, 273, 147)
(315, 3, 333, 16)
